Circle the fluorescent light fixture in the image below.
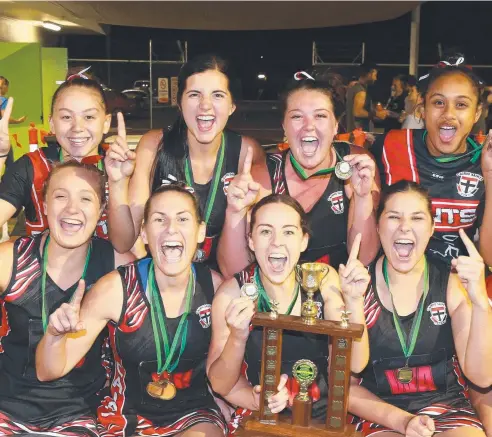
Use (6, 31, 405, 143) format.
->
(257, 73, 267, 80)
(42, 21, 61, 32)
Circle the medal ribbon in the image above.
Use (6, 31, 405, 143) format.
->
(147, 260, 194, 374)
(422, 131, 483, 164)
(289, 144, 346, 180)
(59, 148, 104, 170)
(184, 133, 225, 225)
(253, 265, 299, 315)
(41, 235, 92, 332)
(382, 257, 429, 358)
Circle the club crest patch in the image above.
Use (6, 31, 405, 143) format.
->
(196, 304, 212, 329)
(427, 302, 447, 326)
(328, 191, 344, 214)
(456, 172, 482, 197)
(221, 172, 236, 195)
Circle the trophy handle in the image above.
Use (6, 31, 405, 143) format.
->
(320, 265, 329, 286)
(295, 264, 302, 284)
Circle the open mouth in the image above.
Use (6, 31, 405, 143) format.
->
(60, 218, 84, 233)
(68, 137, 91, 148)
(393, 239, 415, 260)
(300, 136, 319, 157)
(439, 125, 457, 143)
(161, 241, 184, 263)
(196, 115, 215, 132)
(267, 253, 288, 272)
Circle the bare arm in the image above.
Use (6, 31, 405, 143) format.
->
(348, 377, 414, 434)
(353, 91, 370, 119)
(107, 129, 160, 253)
(0, 199, 17, 229)
(345, 147, 381, 266)
(0, 240, 14, 294)
(217, 148, 270, 278)
(114, 249, 136, 268)
(36, 271, 123, 381)
(469, 385, 492, 437)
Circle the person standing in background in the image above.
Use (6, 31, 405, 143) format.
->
(0, 77, 26, 124)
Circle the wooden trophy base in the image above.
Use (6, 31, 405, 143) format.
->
(242, 413, 362, 437)
(292, 398, 312, 427)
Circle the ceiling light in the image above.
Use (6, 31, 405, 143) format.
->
(257, 73, 267, 80)
(42, 21, 61, 32)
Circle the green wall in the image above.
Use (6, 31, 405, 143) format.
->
(0, 43, 67, 160)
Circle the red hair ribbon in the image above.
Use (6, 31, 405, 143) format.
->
(294, 71, 315, 81)
(419, 57, 465, 81)
(66, 66, 92, 82)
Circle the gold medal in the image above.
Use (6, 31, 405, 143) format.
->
(147, 379, 177, 400)
(335, 161, 353, 180)
(397, 367, 413, 384)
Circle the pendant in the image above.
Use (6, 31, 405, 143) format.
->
(241, 283, 258, 301)
(335, 161, 353, 180)
(147, 379, 177, 400)
(397, 366, 413, 384)
(194, 248, 206, 262)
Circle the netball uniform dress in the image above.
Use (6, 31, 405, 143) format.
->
(228, 264, 329, 434)
(371, 129, 485, 264)
(0, 234, 115, 436)
(97, 258, 226, 437)
(266, 143, 351, 269)
(352, 258, 483, 435)
(151, 130, 243, 272)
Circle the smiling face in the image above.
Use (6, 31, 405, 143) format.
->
(180, 69, 236, 147)
(50, 86, 111, 159)
(43, 166, 103, 249)
(141, 190, 206, 277)
(283, 89, 338, 171)
(423, 72, 482, 156)
(249, 202, 309, 284)
(378, 190, 434, 273)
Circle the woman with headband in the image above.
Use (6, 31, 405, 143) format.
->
(0, 68, 124, 240)
(105, 54, 265, 271)
(370, 56, 492, 266)
(218, 71, 381, 278)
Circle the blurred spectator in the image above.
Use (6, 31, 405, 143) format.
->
(346, 63, 386, 132)
(0, 77, 26, 124)
(383, 74, 408, 132)
(401, 75, 424, 129)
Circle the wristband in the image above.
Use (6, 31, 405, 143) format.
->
(0, 152, 9, 158)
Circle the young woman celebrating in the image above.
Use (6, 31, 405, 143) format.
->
(36, 185, 229, 437)
(0, 161, 133, 436)
(105, 54, 265, 270)
(208, 194, 369, 432)
(0, 74, 118, 239)
(371, 58, 492, 266)
(218, 74, 380, 278)
(350, 181, 492, 436)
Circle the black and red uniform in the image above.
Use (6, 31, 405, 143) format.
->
(0, 234, 115, 436)
(151, 130, 242, 271)
(0, 142, 109, 239)
(352, 258, 483, 435)
(97, 258, 226, 437)
(266, 142, 351, 268)
(228, 264, 329, 434)
(371, 129, 485, 264)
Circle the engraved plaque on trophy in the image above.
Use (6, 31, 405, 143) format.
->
(242, 262, 364, 437)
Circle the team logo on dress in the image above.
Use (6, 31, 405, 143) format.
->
(328, 191, 344, 214)
(221, 172, 236, 195)
(196, 304, 212, 329)
(456, 172, 483, 197)
(427, 302, 447, 326)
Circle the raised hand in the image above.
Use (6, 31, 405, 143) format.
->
(225, 296, 256, 342)
(405, 415, 435, 437)
(481, 129, 492, 181)
(104, 112, 136, 182)
(0, 97, 13, 156)
(339, 233, 370, 301)
(451, 229, 487, 307)
(47, 279, 86, 336)
(344, 153, 376, 198)
(227, 146, 260, 213)
(252, 374, 290, 414)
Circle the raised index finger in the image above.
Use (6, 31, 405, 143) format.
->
(70, 279, 86, 308)
(241, 146, 253, 176)
(459, 228, 481, 258)
(348, 233, 362, 262)
(117, 112, 126, 141)
(1, 97, 13, 130)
